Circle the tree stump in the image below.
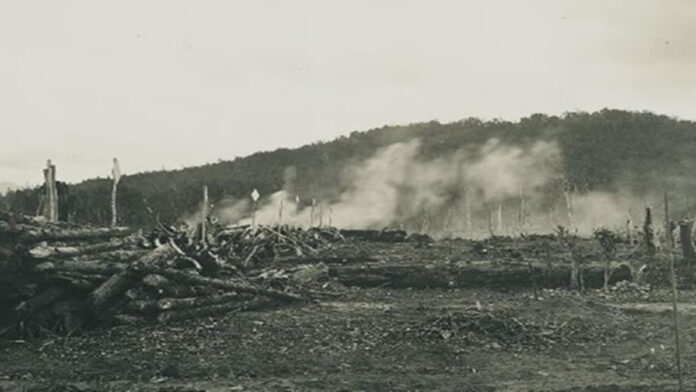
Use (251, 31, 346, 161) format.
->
(679, 220, 696, 264)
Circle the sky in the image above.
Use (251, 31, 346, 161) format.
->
(1, 0, 695, 186)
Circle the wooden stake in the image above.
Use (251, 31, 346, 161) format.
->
(250, 189, 259, 232)
(43, 160, 59, 222)
(668, 246, 684, 391)
(251, 200, 257, 232)
(644, 206, 656, 256)
(278, 196, 284, 225)
(201, 186, 208, 243)
(111, 158, 122, 228)
(496, 202, 503, 234)
(663, 192, 683, 390)
(665, 191, 674, 249)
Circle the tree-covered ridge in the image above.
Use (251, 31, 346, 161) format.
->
(3, 109, 695, 229)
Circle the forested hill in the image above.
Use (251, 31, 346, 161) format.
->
(3, 109, 696, 230)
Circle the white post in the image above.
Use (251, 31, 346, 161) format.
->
(250, 189, 260, 231)
(43, 159, 58, 222)
(111, 158, 122, 227)
(201, 185, 209, 242)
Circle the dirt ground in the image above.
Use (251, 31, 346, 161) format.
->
(1, 287, 694, 391)
(1, 238, 694, 391)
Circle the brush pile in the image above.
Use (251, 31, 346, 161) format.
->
(402, 308, 626, 350)
(200, 224, 345, 268)
(0, 212, 344, 339)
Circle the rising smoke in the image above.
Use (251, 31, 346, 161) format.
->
(207, 137, 646, 237)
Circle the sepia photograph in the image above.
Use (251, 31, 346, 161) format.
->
(1, 1, 696, 391)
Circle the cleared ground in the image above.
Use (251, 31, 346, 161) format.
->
(1, 238, 693, 391)
(1, 286, 694, 391)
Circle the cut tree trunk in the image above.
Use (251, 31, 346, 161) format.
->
(14, 287, 65, 314)
(18, 227, 132, 243)
(679, 220, 696, 264)
(37, 260, 128, 274)
(134, 266, 305, 302)
(157, 292, 245, 311)
(88, 270, 133, 313)
(27, 240, 136, 260)
(71, 249, 149, 263)
(88, 246, 178, 313)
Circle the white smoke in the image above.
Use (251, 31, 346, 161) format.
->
(211, 138, 569, 232)
(200, 136, 658, 237)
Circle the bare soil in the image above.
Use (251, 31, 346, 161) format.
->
(1, 239, 693, 391)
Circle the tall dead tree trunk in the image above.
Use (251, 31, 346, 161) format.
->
(111, 158, 121, 228)
(200, 185, 208, 244)
(43, 160, 59, 222)
(644, 206, 656, 256)
(679, 220, 696, 264)
(664, 191, 674, 249)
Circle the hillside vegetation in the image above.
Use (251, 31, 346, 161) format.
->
(3, 109, 696, 231)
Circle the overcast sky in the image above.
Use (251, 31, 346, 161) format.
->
(1, 0, 695, 186)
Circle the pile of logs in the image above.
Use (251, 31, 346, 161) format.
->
(339, 229, 433, 243)
(0, 212, 140, 337)
(205, 224, 345, 268)
(0, 213, 344, 339)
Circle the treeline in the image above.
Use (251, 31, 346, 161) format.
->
(3, 109, 696, 228)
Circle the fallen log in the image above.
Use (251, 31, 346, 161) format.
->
(88, 246, 178, 312)
(54, 274, 102, 290)
(329, 260, 633, 289)
(139, 274, 218, 298)
(27, 240, 133, 260)
(37, 260, 127, 275)
(18, 227, 133, 244)
(157, 298, 278, 323)
(340, 229, 408, 242)
(135, 266, 306, 302)
(14, 287, 65, 314)
(157, 292, 243, 311)
(157, 284, 219, 298)
(88, 270, 132, 312)
(52, 249, 147, 264)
